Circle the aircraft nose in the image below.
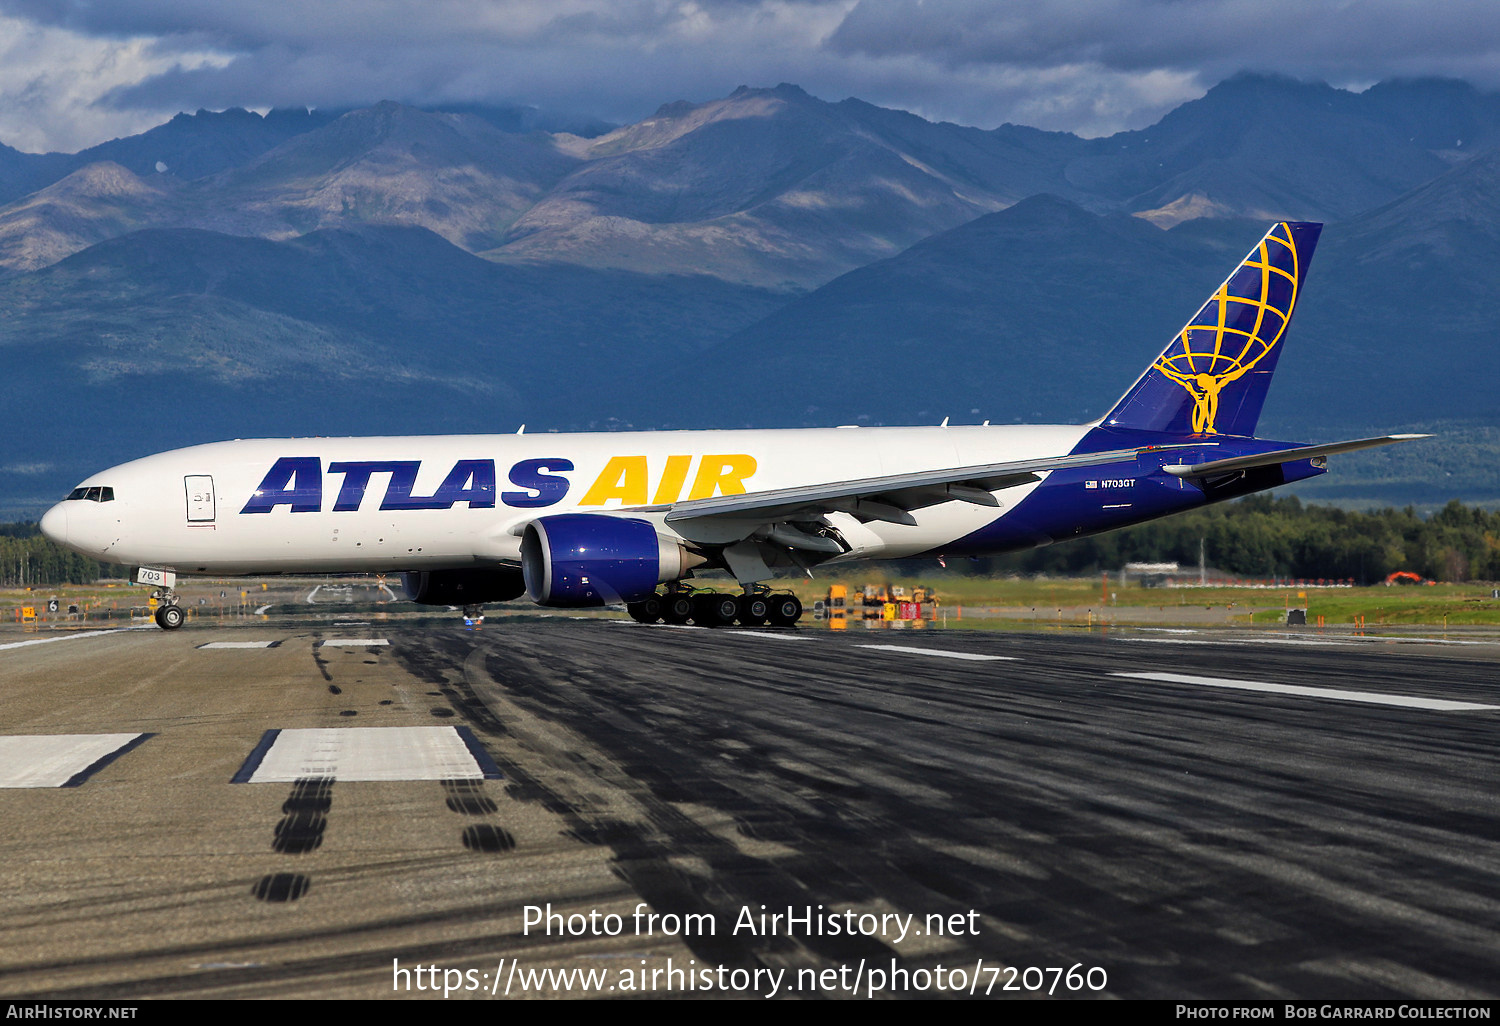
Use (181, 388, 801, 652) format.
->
(39, 503, 69, 547)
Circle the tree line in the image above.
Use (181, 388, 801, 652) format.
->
(0, 522, 128, 587)
(2, 495, 1498, 587)
(953, 496, 1500, 583)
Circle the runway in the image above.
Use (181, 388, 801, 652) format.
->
(0, 614, 1496, 999)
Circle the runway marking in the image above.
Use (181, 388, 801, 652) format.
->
(722, 631, 809, 642)
(198, 640, 279, 649)
(1122, 638, 1354, 647)
(319, 638, 389, 647)
(856, 644, 1017, 661)
(1303, 634, 1500, 647)
(1111, 671, 1500, 711)
(1261, 631, 1385, 643)
(608, 621, 805, 638)
(1385, 637, 1500, 646)
(1122, 635, 1500, 648)
(608, 620, 698, 630)
(0, 733, 153, 787)
(0, 628, 146, 652)
(1127, 630, 1500, 648)
(232, 726, 501, 783)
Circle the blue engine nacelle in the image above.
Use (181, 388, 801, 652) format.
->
(402, 568, 526, 605)
(520, 514, 697, 607)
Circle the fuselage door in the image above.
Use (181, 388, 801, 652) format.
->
(185, 475, 216, 523)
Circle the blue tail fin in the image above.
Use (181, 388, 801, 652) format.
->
(1102, 221, 1322, 437)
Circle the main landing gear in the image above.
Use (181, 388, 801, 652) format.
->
(152, 590, 185, 630)
(627, 586, 803, 628)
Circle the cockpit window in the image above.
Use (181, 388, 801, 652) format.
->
(64, 486, 114, 502)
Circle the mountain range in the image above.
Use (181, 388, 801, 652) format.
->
(1, 74, 1499, 516)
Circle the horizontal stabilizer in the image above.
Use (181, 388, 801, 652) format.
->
(1162, 434, 1430, 478)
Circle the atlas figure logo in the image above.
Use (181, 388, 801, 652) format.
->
(240, 454, 760, 513)
(1151, 222, 1304, 434)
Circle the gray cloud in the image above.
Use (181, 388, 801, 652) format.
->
(0, 0, 1498, 151)
(827, 0, 1500, 86)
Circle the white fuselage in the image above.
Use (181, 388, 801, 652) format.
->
(41, 424, 1091, 575)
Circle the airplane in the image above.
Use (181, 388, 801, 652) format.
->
(39, 220, 1425, 631)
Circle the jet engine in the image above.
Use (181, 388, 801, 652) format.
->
(402, 568, 526, 605)
(520, 514, 700, 607)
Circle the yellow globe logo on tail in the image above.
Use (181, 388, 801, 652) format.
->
(1152, 222, 1303, 434)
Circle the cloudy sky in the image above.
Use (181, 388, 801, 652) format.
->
(2, 0, 1499, 153)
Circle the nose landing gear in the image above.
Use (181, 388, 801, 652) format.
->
(152, 592, 185, 630)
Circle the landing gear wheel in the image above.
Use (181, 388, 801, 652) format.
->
(154, 603, 185, 630)
(661, 593, 694, 625)
(627, 596, 662, 623)
(737, 594, 770, 626)
(692, 593, 739, 627)
(766, 593, 802, 627)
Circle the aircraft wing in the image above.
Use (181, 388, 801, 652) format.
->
(663, 444, 1190, 529)
(1162, 434, 1430, 479)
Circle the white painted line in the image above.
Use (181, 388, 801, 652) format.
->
(235, 726, 497, 782)
(253, 604, 272, 614)
(608, 621, 806, 638)
(0, 628, 146, 652)
(1295, 634, 1500, 647)
(722, 631, 808, 642)
(319, 638, 389, 647)
(198, 641, 277, 649)
(1118, 638, 1232, 645)
(1230, 639, 1355, 647)
(1249, 631, 1396, 644)
(1121, 638, 1353, 647)
(1111, 671, 1500, 711)
(1387, 637, 1500, 647)
(0, 733, 149, 787)
(607, 621, 698, 631)
(856, 644, 1017, 661)
(1125, 634, 1500, 648)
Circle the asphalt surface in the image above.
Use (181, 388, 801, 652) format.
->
(0, 613, 1496, 999)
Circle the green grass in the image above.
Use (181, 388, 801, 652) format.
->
(7, 574, 1498, 628)
(0, 581, 142, 610)
(1245, 585, 1500, 625)
(751, 573, 1500, 626)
